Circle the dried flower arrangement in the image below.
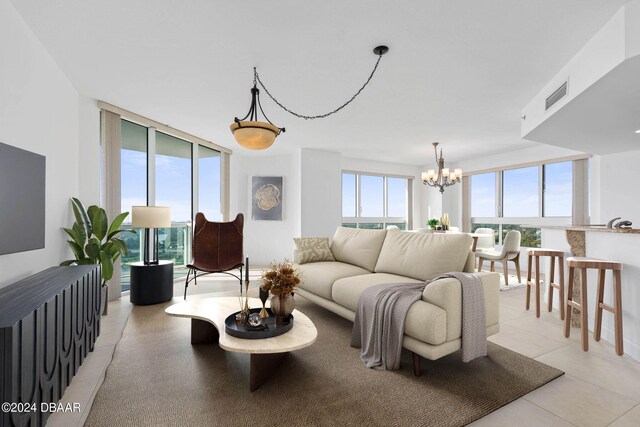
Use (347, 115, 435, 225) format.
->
(260, 259, 301, 297)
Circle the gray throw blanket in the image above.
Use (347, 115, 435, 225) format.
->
(351, 272, 487, 370)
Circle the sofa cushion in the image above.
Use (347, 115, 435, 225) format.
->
(332, 273, 422, 311)
(293, 237, 335, 264)
(374, 231, 472, 281)
(295, 261, 370, 300)
(330, 227, 387, 272)
(332, 273, 447, 345)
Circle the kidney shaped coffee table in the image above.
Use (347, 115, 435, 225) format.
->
(165, 297, 317, 391)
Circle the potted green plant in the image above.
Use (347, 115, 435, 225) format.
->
(427, 218, 439, 230)
(60, 197, 135, 315)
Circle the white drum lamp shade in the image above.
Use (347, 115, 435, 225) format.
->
(132, 206, 171, 228)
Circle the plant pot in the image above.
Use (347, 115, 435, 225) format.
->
(101, 285, 108, 316)
(270, 293, 295, 320)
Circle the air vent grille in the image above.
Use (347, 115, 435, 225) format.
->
(545, 81, 568, 111)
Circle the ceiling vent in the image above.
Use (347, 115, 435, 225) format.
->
(545, 81, 568, 111)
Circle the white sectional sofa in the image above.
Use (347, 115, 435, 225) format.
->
(294, 227, 500, 368)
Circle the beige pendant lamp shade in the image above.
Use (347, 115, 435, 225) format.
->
(230, 120, 280, 150)
(131, 206, 171, 228)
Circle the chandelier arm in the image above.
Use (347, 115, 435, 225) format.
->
(254, 53, 384, 120)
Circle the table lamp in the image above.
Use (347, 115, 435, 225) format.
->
(132, 206, 171, 265)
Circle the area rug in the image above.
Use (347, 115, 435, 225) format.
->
(85, 296, 563, 427)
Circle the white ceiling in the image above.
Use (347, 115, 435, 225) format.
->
(10, 0, 628, 165)
(524, 56, 640, 154)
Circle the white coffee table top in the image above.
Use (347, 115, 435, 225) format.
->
(165, 297, 317, 354)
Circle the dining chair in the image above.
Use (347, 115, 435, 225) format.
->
(477, 230, 522, 286)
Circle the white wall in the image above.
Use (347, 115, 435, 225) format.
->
(301, 149, 341, 237)
(595, 150, 640, 225)
(78, 95, 101, 206)
(0, 0, 80, 288)
(230, 152, 301, 265)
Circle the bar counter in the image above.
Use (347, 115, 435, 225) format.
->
(538, 225, 640, 361)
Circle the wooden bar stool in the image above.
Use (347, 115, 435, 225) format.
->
(526, 249, 565, 319)
(564, 257, 624, 355)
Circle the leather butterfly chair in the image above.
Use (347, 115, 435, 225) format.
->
(184, 213, 244, 299)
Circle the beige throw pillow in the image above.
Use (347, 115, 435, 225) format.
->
(294, 237, 335, 264)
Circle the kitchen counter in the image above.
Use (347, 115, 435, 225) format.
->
(535, 225, 640, 234)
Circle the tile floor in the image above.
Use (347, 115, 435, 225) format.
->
(47, 274, 640, 427)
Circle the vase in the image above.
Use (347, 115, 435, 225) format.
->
(270, 294, 295, 320)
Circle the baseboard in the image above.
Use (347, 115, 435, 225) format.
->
(596, 323, 640, 362)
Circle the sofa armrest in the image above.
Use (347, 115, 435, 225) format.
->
(421, 272, 500, 341)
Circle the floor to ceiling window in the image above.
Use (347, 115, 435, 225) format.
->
(341, 171, 412, 230)
(117, 118, 224, 292)
(155, 132, 192, 269)
(120, 120, 148, 291)
(468, 160, 578, 248)
(198, 146, 222, 221)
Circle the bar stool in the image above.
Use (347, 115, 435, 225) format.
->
(526, 249, 565, 319)
(564, 257, 624, 355)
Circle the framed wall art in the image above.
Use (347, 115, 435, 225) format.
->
(251, 176, 283, 221)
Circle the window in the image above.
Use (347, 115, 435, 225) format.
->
(503, 166, 538, 217)
(360, 175, 384, 217)
(341, 172, 411, 230)
(471, 173, 496, 217)
(118, 119, 223, 292)
(120, 120, 147, 291)
(467, 160, 577, 249)
(156, 132, 192, 267)
(543, 161, 572, 217)
(387, 178, 408, 218)
(341, 173, 356, 217)
(470, 223, 499, 244)
(502, 224, 541, 248)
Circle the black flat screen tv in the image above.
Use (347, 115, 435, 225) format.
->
(0, 142, 46, 255)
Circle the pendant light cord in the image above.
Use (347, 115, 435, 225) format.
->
(254, 52, 385, 120)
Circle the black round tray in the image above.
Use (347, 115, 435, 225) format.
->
(224, 308, 293, 339)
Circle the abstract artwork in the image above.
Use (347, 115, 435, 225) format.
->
(252, 176, 283, 221)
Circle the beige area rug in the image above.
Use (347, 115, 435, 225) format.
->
(85, 296, 563, 427)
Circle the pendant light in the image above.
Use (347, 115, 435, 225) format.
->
(231, 45, 389, 150)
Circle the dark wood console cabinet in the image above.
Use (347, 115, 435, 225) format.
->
(0, 266, 102, 427)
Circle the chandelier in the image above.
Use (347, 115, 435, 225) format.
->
(422, 142, 462, 193)
(231, 45, 389, 150)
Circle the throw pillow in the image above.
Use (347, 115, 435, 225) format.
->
(293, 237, 335, 264)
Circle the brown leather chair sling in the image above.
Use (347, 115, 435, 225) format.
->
(184, 213, 244, 299)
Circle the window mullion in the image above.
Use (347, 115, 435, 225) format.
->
(539, 165, 544, 218)
(496, 171, 502, 217)
(192, 144, 199, 224)
(383, 177, 388, 218)
(356, 174, 361, 226)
